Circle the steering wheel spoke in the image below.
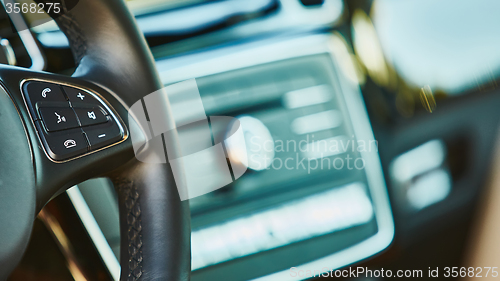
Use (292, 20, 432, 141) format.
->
(0, 65, 132, 206)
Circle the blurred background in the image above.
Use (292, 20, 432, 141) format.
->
(3, 0, 500, 280)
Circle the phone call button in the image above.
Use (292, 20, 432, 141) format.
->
(23, 81, 68, 119)
(35, 121, 89, 160)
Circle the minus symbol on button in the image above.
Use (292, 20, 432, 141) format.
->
(98, 134, 106, 138)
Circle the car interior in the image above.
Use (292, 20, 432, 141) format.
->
(1, 0, 500, 280)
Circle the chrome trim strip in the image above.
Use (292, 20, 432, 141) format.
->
(18, 29, 45, 70)
(67, 186, 120, 281)
(38, 209, 89, 281)
(156, 33, 394, 280)
(19, 78, 129, 163)
(156, 35, 331, 85)
(2, 0, 46, 70)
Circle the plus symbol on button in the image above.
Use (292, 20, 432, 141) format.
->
(76, 93, 85, 100)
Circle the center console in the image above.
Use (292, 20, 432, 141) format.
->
(156, 33, 394, 280)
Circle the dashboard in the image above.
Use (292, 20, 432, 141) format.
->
(5, 0, 500, 280)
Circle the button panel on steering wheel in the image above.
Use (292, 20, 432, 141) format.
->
(22, 80, 126, 161)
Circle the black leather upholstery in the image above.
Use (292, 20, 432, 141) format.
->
(44, 0, 191, 280)
(0, 86, 36, 281)
(111, 160, 190, 281)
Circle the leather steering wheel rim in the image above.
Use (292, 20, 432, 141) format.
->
(56, 0, 191, 280)
(0, 0, 191, 280)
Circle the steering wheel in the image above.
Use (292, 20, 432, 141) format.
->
(0, 0, 191, 280)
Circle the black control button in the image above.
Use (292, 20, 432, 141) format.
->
(63, 86, 103, 107)
(83, 121, 123, 151)
(23, 81, 68, 118)
(74, 106, 108, 127)
(35, 121, 88, 160)
(39, 107, 80, 132)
